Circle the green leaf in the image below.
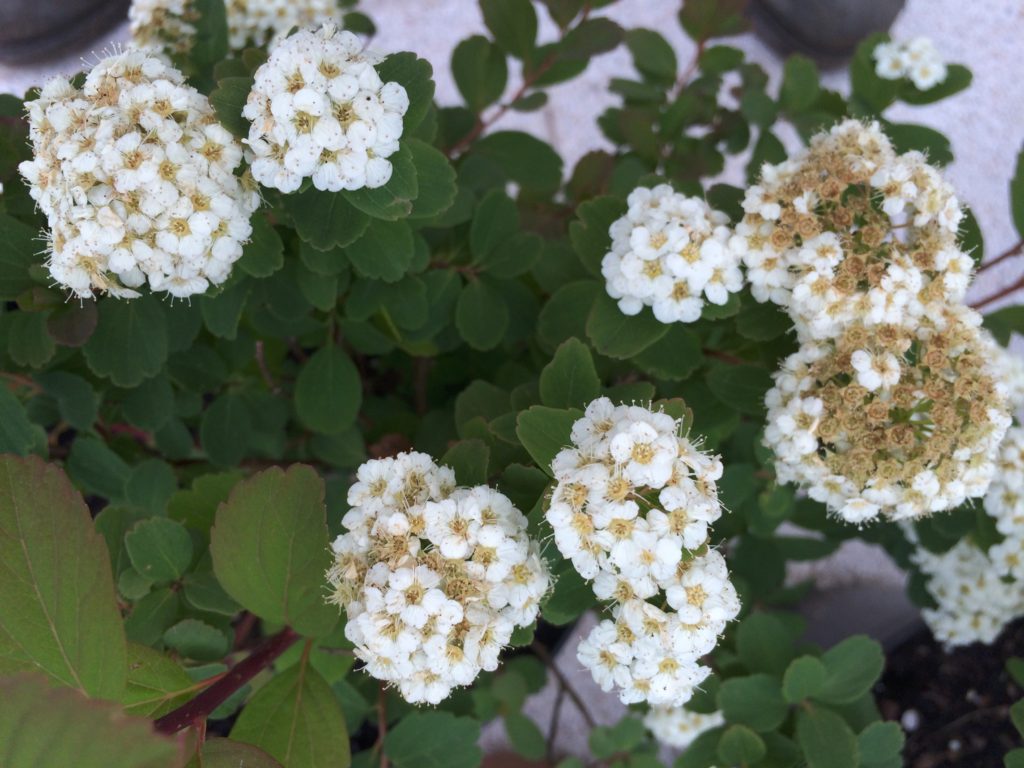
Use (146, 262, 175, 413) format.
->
(201, 280, 250, 339)
(539, 337, 601, 408)
(1008, 657, 1024, 687)
(231, 662, 350, 768)
(505, 712, 545, 760)
(678, 0, 748, 40)
(67, 436, 131, 501)
(346, 144, 418, 221)
(188, 739, 283, 768)
(190, 0, 229, 82)
(542, 558, 595, 625)
(238, 214, 284, 277)
(589, 717, 645, 758)
(36, 371, 97, 430)
(717, 674, 788, 732)
(168, 471, 241, 532)
(857, 721, 904, 768)
(453, 35, 508, 112)
(1012, 700, 1024, 738)
(1007, 748, 1024, 768)
(706, 363, 772, 416)
(569, 195, 625, 277)
(441, 439, 491, 485)
(295, 346, 362, 434)
(516, 405, 581, 477)
(885, 122, 953, 165)
(736, 612, 797, 675)
(716, 724, 766, 765)
(125, 517, 194, 584)
(200, 394, 253, 467)
(124, 587, 181, 646)
(0, 213, 42, 300)
(123, 642, 196, 718)
(796, 706, 859, 768)
(0, 456, 127, 699)
(984, 305, 1024, 345)
(345, 218, 415, 282)
(83, 296, 168, 387)
(780, 55, 820, 113)
(736, 297, 794, 340)
(0, 675, 182, 768)
(8, 311, 55, 368)
(384, 711, 482, 768)
(481, 0, 537, 59)
(537, 279, 600, 349)
(376, 53, 435, 134)
(473, 131, 563, 194)
(0, 387, 42, 456)
(626, 29, 677, 82)
(632, 324, 704, 380)
(210, 465, 338, 638)
(285, 188, 370, 251)
(958, 207, 984, 265)
(470, 189, 519, 261)
(456, 278, 509, 351)
(209, 76, 252, 138)
(163, 619, 229, 661)
(899, 63, 972, 105)
(557, 18, 623, 61)
(586, 292, 669, 359)
(408, 139, 458, 220)
(1012, 146, 1024, 240)
(849, 35, 899, 113)
(183, 571, 241, 615)
(783, 655, 827, 703)
(816, 635, 885, 705)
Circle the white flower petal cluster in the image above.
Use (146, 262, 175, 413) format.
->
(991, 339, 1024, 414)
(547, 398, 740, 707)
(732, 119, 971, 342)
(764, 306, 1011, 523)
(644, 706, 724, 749)
(873, 37, 947, 90)
(243, 24, 408, 193)
(602, 185, 743, 324)
(326, 451, 550, 705)
(19, 50, 258, 299)
(130, 0, 345, 56)
(915, 422, 1024, 646)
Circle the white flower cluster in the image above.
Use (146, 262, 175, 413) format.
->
(733, 119, 970, 342)
(764, 306, 1011, 523)
(129, 0, 345, 56)
(644, 706, 724, 749)
(19, 50, 258, 299)
(326, 452, 549, 705)
(243, 24, 408, 193)
(873, 37, 948, 90)
(546, 398, 740, 707)
(602, 185, 743, 324)
(912, 426, 1024, 646)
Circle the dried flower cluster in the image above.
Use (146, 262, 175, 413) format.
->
(547, 398, 740, 707)
(644, 706, 724, 749)
(19, 49, 258, 299)
(873, 37, 948, 91)
(602, 185, 743, 324)
(243, 24, 408, 193)
(326, 452, 549, 705)
(733, 119, 970, 342)
(129, 0, 344, 56)
(764, 306, 1011, 523)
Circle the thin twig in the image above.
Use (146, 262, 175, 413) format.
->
(977, 238, 1024, 274)
(970, 272, 1024, 310)
(531, 640, 597, 729)
(0, 371, 41, 393)
(546, 683, 566, 764)
(445, 4, 592, 157)
(703, 348, 745, 365)
(154, 627, 299, 734)
(254, 340, 280, 393)
(376, 683, 390, 768)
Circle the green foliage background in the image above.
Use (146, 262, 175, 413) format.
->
(0, 1, 1022, 767)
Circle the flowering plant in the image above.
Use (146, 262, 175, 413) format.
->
(0, 1, 1023, 767)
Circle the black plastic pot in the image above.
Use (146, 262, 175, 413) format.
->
(0, 0, 129, 65)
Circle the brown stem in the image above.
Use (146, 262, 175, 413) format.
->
(233, 612, 258, 650)
(445, 4, 592, 157)
(0, 371, 42, 393)
(977, 238, 1024, 274)
(154, 626, 300, 734)
(546, 683, 566, 763)
(704, 348, 745, 365)
(530, 640, 597, 729)
(254, 340, 280, 394)
(376, 683, 390, 768)
(970, 272, 1024, 310)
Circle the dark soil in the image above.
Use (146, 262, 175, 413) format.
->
(876, 618, 1024, 767)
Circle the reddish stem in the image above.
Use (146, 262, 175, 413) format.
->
(977, 238, 1024, 274)
(970, 272, 1024, 310)
(154, 626, 299, 735)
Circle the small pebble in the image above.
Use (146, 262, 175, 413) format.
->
(901, 708, 921, 732)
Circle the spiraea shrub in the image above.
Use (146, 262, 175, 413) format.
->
(1, 1, 1023, 767)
